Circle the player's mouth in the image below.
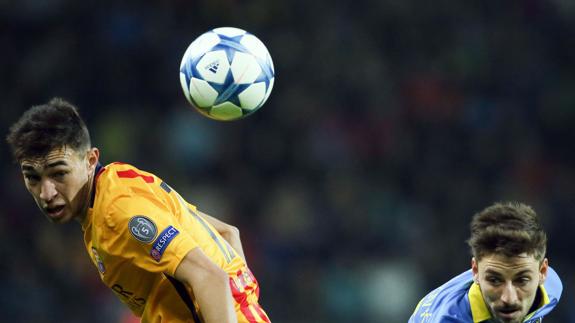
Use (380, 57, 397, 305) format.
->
(45, 204, 66, 220)
(495, 307, 521, 320)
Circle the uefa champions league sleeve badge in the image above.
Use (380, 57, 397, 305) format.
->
(129, 216, 158, 244)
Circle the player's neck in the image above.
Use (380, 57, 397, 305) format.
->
(74, 173, 94, 226)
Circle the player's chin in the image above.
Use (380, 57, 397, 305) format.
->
(493, 310, 524, 323)
(44, 207, 71, 223)
(45, 213, 67, 224)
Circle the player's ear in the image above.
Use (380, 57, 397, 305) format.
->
(87, 148, 100, 172)
(539, 258, 548, 285)
(471, 257, 479, 283)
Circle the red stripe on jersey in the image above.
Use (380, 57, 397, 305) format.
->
(116, 169, 154, 183)
(240, 305, 258, 323)
(230, 276, 247, 306)
(229, 269, 270, 322)
(252, 304, 271, 323)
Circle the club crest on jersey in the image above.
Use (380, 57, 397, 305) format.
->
(129, 216, 157, 243)
(91, 247, 106, 274)
(150, 226, 179, 262)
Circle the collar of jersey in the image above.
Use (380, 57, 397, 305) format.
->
(89, 162, 105, 208)
(468, 282, 551, 322)
(83, 162, 105, 231)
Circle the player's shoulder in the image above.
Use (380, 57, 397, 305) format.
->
(535, 266, 563, 319)
(419, 270, 474, 304)
(409, 270, 474, 323)
(93, 162, 162, 230)
(95, 162, 146, 201)
(100, 162, 157, 183)
(545, 266, 563, 300)
(96, 162, 161, 196)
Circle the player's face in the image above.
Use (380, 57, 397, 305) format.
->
(472, 253, 548, 323)
(20, 146, 99, 224)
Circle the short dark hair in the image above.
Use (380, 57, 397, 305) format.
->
(6, 98, 91, 161)
(467, 202, 547, 261)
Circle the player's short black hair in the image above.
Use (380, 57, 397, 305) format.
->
(6, 97, 91, 161)
(467, 202, 547, 261)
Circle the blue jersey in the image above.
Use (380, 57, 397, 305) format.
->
(409, 267, 562, 323)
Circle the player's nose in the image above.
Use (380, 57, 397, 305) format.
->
(39, 179, 58, 202)
(500, 282, 519, 304)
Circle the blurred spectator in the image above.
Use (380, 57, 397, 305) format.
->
(1, 1, 573, 322)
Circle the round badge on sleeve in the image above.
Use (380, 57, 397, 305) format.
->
(129, 216, 158, 243)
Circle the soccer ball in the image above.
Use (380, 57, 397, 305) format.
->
(179, 27, 275, 121)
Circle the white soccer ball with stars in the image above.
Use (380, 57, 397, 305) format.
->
(179, 27, 275, 121)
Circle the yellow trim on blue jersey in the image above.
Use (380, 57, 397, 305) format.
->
(468, 283, 491, 322)
(524, 284, 551, 321)
(469, 282, 551, 322)
(411, 298, 423, 316)
(539, 284, 551, 307)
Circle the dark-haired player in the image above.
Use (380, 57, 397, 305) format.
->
(409, 202, 562, 323)
(7, 98, 271, 323)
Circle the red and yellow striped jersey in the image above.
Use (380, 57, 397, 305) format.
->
(82, 162, 270, 323)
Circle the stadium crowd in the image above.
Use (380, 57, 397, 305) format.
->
(1, 1, 573, 322)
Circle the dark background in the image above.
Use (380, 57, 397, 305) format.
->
(1, 1, 574, 322)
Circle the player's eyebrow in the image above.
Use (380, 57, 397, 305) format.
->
(21, 160, 69, 172)
(514, 269, 534, 276)
(484, 269, 503, 276)
(484, 268, 534, 277)
(21, 165, 37, 172)
(46, 160, 69, 168)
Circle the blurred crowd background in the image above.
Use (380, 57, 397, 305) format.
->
(1, 1, 574, 322)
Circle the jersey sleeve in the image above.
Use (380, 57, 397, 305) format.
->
(97, 192, 199, 276)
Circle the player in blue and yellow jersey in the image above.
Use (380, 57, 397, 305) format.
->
(409, 202, 562, 323)
(7, 98, 271, 323)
